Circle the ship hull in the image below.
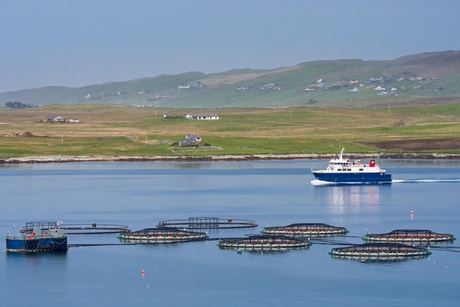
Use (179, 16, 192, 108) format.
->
(312, 171, 392, 184)
(6, 237, 68, 253)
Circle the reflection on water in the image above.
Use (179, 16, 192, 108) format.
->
(314, 185, 391, 214)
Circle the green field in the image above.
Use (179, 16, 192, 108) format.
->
(1, 102, 460, 159)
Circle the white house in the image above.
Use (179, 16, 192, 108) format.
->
(186, 113, 219, 120)
(43, 115, 65, 122)
(349, 87, 359, 92)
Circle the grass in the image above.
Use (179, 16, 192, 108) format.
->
(0, 103, 460, 158)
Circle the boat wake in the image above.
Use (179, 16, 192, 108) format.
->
(311, 180, 340, 186)
(310, 180, 385, 186)
(392, 179, 460, 183)
(311, 178, 460, 185)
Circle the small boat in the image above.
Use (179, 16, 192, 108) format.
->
(311, 148, 392, 184)
(218, 235, 311, 252)
(261, 223, 348, 237)
(362, 229, 455, 244)
(6, 222, 68, 253)
(329, 243, 431, 261)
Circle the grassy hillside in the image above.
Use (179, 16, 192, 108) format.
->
(1, 103, 459, 158)
(1, 51, 460, 108)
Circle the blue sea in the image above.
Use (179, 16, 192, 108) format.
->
(1, 159, 459, 306)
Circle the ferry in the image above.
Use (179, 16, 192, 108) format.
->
(6, 222, 68, 253)
(311, 148, 392, 184)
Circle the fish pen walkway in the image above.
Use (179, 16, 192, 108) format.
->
(157, 217, 258, 230)
(20, 223, 131, 235)
(118, 227, 208, 243)
(218, 235, 311, 251)
(329, 243, 432, 261)
(362, 229, 455, 244)
(261, 223, 348, 237)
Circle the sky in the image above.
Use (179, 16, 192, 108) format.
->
(1, 0, 460, 93)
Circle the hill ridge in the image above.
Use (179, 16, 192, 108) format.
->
(1, 50, 459, 108)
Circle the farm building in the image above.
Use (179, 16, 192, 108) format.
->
(185, 113, 219, 120)
(43, 115, 65, 122)
(179, 134, 202, 147)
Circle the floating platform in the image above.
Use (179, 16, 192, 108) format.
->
(329, 243, 431, 261)
(261, 223, 348, 237)
(7, 222, 67, 253)
(362, 229, 455, 244)
(118, 227, 208, 244)
(218, 235, 311, 252)
(21, 222, 130, 235)
(157, 217, 257, 230)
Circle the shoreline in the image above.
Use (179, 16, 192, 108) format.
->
(2, 152, 460, 164)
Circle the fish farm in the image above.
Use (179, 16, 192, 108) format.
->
(329, 243, 432, 261)
(217, 235, 311, 252)
(362, 229, 455, 244)
(6, 220, 456, 262)
(118, 227, 208, 244)
(21, 222, 131, 235)
(157, 216, 258, 230)
(261, 223, 348, 237)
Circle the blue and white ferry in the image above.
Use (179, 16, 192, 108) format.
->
(311, 148, 392, 184)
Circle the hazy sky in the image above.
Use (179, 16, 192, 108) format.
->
(1, 0, 459, 93)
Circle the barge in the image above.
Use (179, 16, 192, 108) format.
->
(6, 222, 68, 253)
(362, 229, 455, 244)
(118, 227, 208, 244)
(218, 235, 311, 252)
(261, 223, 348, 237)
(329, 243, 431, 261)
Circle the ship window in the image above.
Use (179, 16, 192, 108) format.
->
(359, 169, 363, 171)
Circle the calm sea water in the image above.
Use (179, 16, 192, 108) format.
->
(1, 159, 459, 306)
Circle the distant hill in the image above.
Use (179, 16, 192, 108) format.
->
(1, 50, 460, 108)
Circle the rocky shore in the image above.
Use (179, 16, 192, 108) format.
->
(1, 152, 460, 164)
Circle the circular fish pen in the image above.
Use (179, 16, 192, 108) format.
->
(218, 235, 311, 252)
(118, 227, 208, 244)
(157, 217, 257, 230)
(21, 222, 131, 235)
(329, 243, 431, 261)
(362, 229, 455, 244)
(261, 223, 348, 237)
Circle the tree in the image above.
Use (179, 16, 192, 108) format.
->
(5, 101, 32, 109)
